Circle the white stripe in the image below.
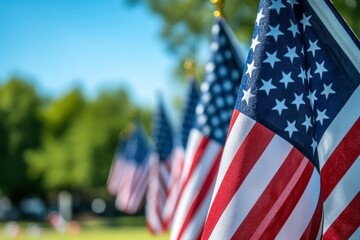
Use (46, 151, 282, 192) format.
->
(209, 134, 292, 240)
(249, 157, 309, 240)
(210, 113, 255, 208)
(323, 156, 360, 232)
(318, 86, 360, 169)
(182, 179, 216, 240)
(180, 129, 203, 185)
(276, 169, 320, 240)
(146, 202, 163, 233)
(163, 148, 185, 220)
(160, 162, 171, 183)
(171, 138, 222, 240)
(316, 214, 324, 240)
(349, 227, 360, 240)
(128, 167, 149, 213)
(307, 0, 360, 73)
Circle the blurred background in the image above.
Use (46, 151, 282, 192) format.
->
(0, 0, 358, 239)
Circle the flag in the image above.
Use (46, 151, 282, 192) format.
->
(163, 78, 200, 228)
(170, 17, 245, 240)
(107, 140, 127, 196)
(202, 0, 360, 239)
(113, 123, 150, 214)
(146, 98, 175, 234)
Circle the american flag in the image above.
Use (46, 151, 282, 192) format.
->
(107, 141, 127, 196)
(113, 122, 150, 214)
(202, 0, 360, 239)
(163, 78, 199, 228)
(170, 17, 245, 240)
(146, 98, 174, 234)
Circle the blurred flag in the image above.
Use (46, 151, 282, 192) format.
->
(163, 78, 199, 228)
(146, 98, 175, 234)
(106, 140, 127, 196)
(171, 17, 245, 240)
(112, 123, 150, 214)
(202, 0, 360, 239)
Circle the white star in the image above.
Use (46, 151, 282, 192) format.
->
(315, 61, 328, 78)
(307, 39, 320, 57)
(292, 93, 305, 110)
(269, 0, 286, 14)
(256, 8, 265, 26)
(300, 46, 304, 56)
(300, 13, 312, 31)
(264, 51, 281, 68)
(288, 19, 300, 38)
(284, 46, 299, 63)
(311, 138, 317, 154)
(280, 71, 294, 89)
(316, 108, 329, 125)
(307, 68, 313, 83)
(298, 67, 306, 84)
(260, 78, 277, 96)
(250, 35, 261, 52)
(287, 0, 299, 8)
(241, 87, 255, 105)
(272, 98, 288, 116)
(206, 62, 215, 73)
(267, 24, 284, 42)
(211, 42, 219, 52)
(307, 90, 318, 109)
(302, 114, 313, 132)
(321, 83, 336, 99)
(246, 60, 257, 78)
(285, 120, 298, 138)
(212, 24, 220, 35)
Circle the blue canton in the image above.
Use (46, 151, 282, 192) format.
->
(123, 122, 149, 165)
(196, 18, 245, 144)
(181, 78, 199, 148)
(236, 0, 360, 169)
(152, 99, 174, 162)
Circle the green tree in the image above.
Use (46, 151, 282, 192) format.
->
(129, 0, 360, 73)
(0, 78, 43, 199)
(26, 89, 152, 194)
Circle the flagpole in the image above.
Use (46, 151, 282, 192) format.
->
(210, 0, 224, 18)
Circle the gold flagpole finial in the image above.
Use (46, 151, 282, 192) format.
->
(183, 58, 195, 77)
(210, 0, 224, 18)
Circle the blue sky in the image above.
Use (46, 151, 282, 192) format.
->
(0, 0, 184, 107)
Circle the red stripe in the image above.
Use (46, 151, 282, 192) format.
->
(176, 149, 222, 240)
(300, 194, 323, 240)
(117, 163, 131, 196)
(159, 163, 171, 198)
(321, 118, 360, 200)
(258, 161, 314, 239)
(164, 152, 184, 228)
(227, 110, 239, 136)
(170, 136, 210, 224)
(201, 122, 275, 240)
(125, 166, 149, 213)
(230, 148, 305, 239)
(323, 192, 360, 240)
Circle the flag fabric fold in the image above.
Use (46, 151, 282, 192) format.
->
(107, 123, 150, 214)
(202, 0, 359, 239)
(170, 17, 245, 240)
(146, 99, 175, 234)
(106, 141, 127, 196)
(163, 78, 200, 229)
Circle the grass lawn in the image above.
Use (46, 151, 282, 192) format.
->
(0, 217, 170, 240)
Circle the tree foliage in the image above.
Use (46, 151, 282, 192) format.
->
(0, 77, 152, 199)
(0, 78, 43, 199)
(129, 0, 360, 75)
